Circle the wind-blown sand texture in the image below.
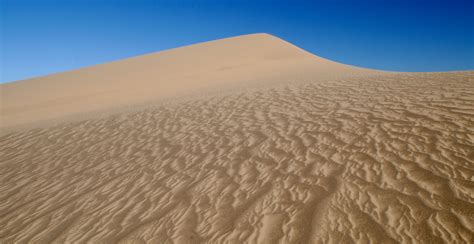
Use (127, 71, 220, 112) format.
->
(1, 34, 473, 243)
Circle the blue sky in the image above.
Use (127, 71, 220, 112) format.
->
(1, 0, 473, 83)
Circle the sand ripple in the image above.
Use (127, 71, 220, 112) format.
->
(1, 72, 473, 243)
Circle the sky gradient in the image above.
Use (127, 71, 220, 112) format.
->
(1, 0, 473, 83)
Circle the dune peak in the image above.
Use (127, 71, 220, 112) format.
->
(1, 32, 473, 244)
(1, 33, 377, 129)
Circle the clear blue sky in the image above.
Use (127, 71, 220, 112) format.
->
(1, 0, 473, 83)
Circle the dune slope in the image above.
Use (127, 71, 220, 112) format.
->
(1, 33, 375, 130)
(1, 34, 473, 243)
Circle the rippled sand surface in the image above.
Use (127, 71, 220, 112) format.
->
(1, 70, 473, 243)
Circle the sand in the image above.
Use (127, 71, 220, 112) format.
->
(1, 33, 375, 130)
(1, 34, 473, 243)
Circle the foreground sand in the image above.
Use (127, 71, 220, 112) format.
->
(1, 34, 474, 243)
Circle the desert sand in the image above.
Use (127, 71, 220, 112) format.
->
(0, 33, 473, 243)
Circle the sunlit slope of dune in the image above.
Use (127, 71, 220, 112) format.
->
(1, 33, 378, 129)
(1, 71, 473, 243)
(1, 34, 473, 243)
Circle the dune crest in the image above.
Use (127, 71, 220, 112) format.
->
(1, 33, 377, 130)
(1, 34, 473, 243)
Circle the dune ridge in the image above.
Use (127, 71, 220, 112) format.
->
(1, 34, 473, 243)
(1, 33, 379, 130)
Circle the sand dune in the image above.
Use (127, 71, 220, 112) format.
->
(1, 33, 376, 130)
(1, 34, 473, 243)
